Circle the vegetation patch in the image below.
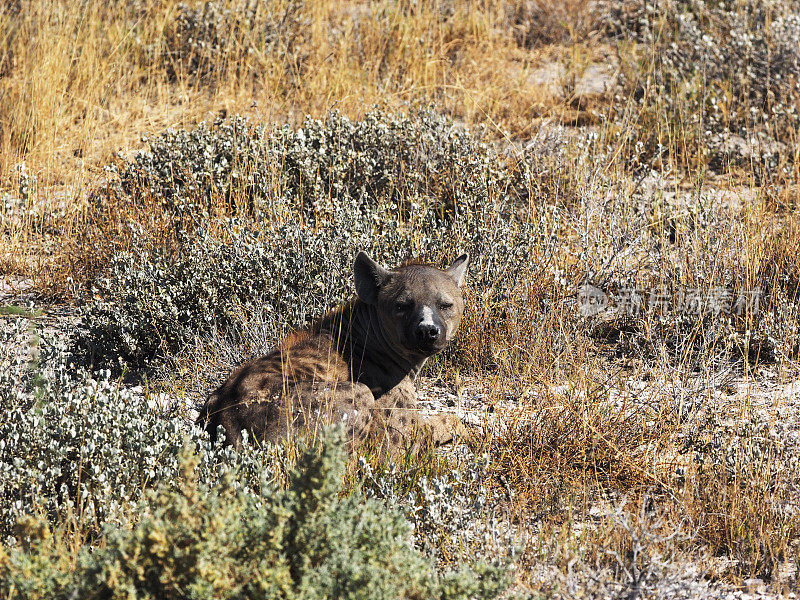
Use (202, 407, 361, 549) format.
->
(3, 0, 800, 595)
(1, 433, 509, 600)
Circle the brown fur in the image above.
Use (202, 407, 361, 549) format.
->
(198, 252, 469, 458)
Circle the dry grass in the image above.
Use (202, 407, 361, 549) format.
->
(0, 0, 593, 187)
(0, 0, 605, 285)
(3, 0, 800, 594)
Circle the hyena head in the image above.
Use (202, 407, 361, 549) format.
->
(353, 251, 469, 358)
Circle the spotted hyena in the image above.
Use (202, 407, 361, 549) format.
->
(197, 251, 469, 457)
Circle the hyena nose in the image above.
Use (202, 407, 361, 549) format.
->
(415, 323, 441, 344)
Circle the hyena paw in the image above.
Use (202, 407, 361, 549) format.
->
(421, 413, 464, 446)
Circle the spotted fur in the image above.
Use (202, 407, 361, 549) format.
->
(198, 251, 469, 458)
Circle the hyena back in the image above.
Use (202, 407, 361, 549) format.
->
(198, 251, 469, 457)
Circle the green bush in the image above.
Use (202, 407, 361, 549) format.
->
(0, 433, 509, 600)
(0, 324, 286, 540)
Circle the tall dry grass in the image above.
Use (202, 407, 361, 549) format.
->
(0, 0, 591, 186)
(0, 0, 603, 284)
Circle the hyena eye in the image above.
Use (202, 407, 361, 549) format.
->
(439, 301, 454, 311)
(395, 299, 413, 313)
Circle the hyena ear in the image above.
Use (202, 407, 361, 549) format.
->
(353, 251, 390, 304)
(445, 253, 469, 287)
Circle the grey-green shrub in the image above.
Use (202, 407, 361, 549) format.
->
(0, 324, 287, 540)
(360, 452, 527, 568)
(268, 109, 529, 218)
(83, 108, 794, 376)
(81, 108, 560, 373)
(1, 325, 512, 598)
(1, 434, 509, 600)
(602, 0, 800, 174)
(111, 110, 529, 220)
(111, 116, 272, 215)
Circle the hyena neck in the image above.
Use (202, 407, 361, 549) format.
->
(316, 299, 425, 396)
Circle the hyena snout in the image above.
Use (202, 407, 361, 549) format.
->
(415, 322, 441, 344)
(413, 307, 443, 347)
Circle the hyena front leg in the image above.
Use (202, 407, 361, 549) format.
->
(372, 377, 463, 457)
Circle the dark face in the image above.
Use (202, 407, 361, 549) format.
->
(377, 266, 465, 357)
(353, 253, 469, 359)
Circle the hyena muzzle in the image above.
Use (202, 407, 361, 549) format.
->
(197, 251, 469, 458)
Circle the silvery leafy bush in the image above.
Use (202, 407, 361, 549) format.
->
(77, 225, 277, 371)
(361, 452, 526, 568)
(1, 432, 510, 600)
(109, 116, 272, 215)
(1, 325, 510, 598)
(0, 319, 31, 391)
(82, 110, 560, 373)
(600, 0, 800, 173)
(110, 109, 529, 220)
(0, 324, 287, 540)
(268, 109, 529, 219)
